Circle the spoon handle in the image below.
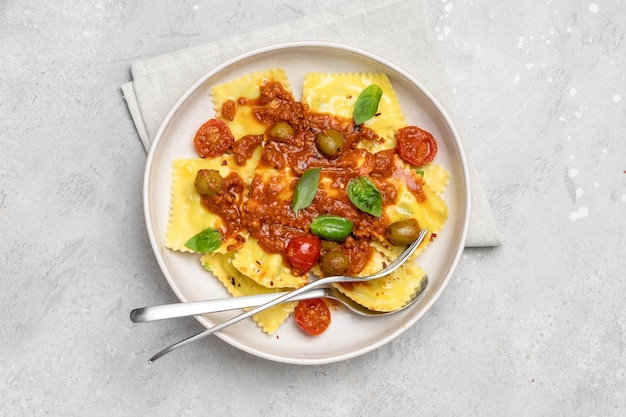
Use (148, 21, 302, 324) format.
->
(130, 288, 328, 323)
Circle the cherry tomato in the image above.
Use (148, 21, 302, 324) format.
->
(294, 298, 331, 336)
(396, 125, 438, 167)
(193, 118, 234, 158)
(284, 235, 321, 275)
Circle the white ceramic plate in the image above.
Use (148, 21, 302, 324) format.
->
(144, 41, 470, 365)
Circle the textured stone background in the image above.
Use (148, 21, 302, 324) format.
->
(1, 0, 625, 415)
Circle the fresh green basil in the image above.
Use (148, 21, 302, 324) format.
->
(184, 227, 222, 252)
(353, 84, 383, 125)
(310, 215, 354, 242)
(292, 167, 322, 214)
(347, 176, 382, 217)
(415, 169, 425, 177)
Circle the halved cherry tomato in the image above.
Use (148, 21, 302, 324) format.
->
(396, 125, 438, 167)
(193, 118, 234, 158)
(294, 298, 331, 336)
(283, 235, 321, 275)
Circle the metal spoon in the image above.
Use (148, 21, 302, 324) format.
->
(130, 274, 428, 323)
(146, 229, 427, 363)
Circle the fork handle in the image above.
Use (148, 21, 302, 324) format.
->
(130, 288, 327, 323)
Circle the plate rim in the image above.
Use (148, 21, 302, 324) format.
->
(143, 40, 471, 365)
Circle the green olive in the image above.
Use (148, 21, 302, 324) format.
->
(386, 219, 421, 246)
(319, 251, 350, 276)
(268, 121, 295, 143)
(194, 169, 223, 195)
(321, 240, 340, 251)
(315, 129, 344, 158)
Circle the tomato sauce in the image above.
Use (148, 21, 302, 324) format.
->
(221, 99, 237, 121)
(206, 80, 426, 275)
(232, 134, 263, 166)
(200, 172, 246, 248)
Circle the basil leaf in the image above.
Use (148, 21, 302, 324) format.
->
(184, 227, 222, 252)
(353, 84, 383, 125)
(292, 167, 322, 214)
(415, 169, 425, 177)
(310, 215, 354, 242)
(347, 176, 383, 217)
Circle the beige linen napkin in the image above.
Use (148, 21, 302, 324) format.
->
(121, 0, 502, 247)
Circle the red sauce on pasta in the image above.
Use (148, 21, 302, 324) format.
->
(201, 80, 427, 275)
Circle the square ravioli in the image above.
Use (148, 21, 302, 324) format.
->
(201, 252, 297, 334)
(212, 68, 290, 139)
(302, 72, 406, 145)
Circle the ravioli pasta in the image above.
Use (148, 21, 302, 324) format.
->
(166, 157, 247, 253)
(232, 237, 307, 289)
(333, 262, 428, 312)
(201, 252, 298, 334)
(165, 69, 449, 334)
(303, 72, 406, 144)
(212, 69, 291, 139)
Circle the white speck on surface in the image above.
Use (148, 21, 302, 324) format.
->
(525, 62, 535, 70)
(569, 206, 589, 221)
(193, 4, 199, 11)
(575, 110, 583, 118)
(593, 182, 600, 188)
(568, 168, 579, 178)
(444, 3, 453, 13)
(614, 94, 622, 103)
(569, 154, 575, 160)
(567, 27, 572, 33)
(570, 88, 578, 96)
(576, 188, 584, 199)
(589, 3, 599, 13)
(517, 35, 524, 48)
(82, 30, 91, 37)
(621, 194, 626, 202)
(513, 74, 520, 84)
(436, 29, 444, 41)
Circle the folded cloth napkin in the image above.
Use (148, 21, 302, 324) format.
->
(121, 0, 502, 247)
